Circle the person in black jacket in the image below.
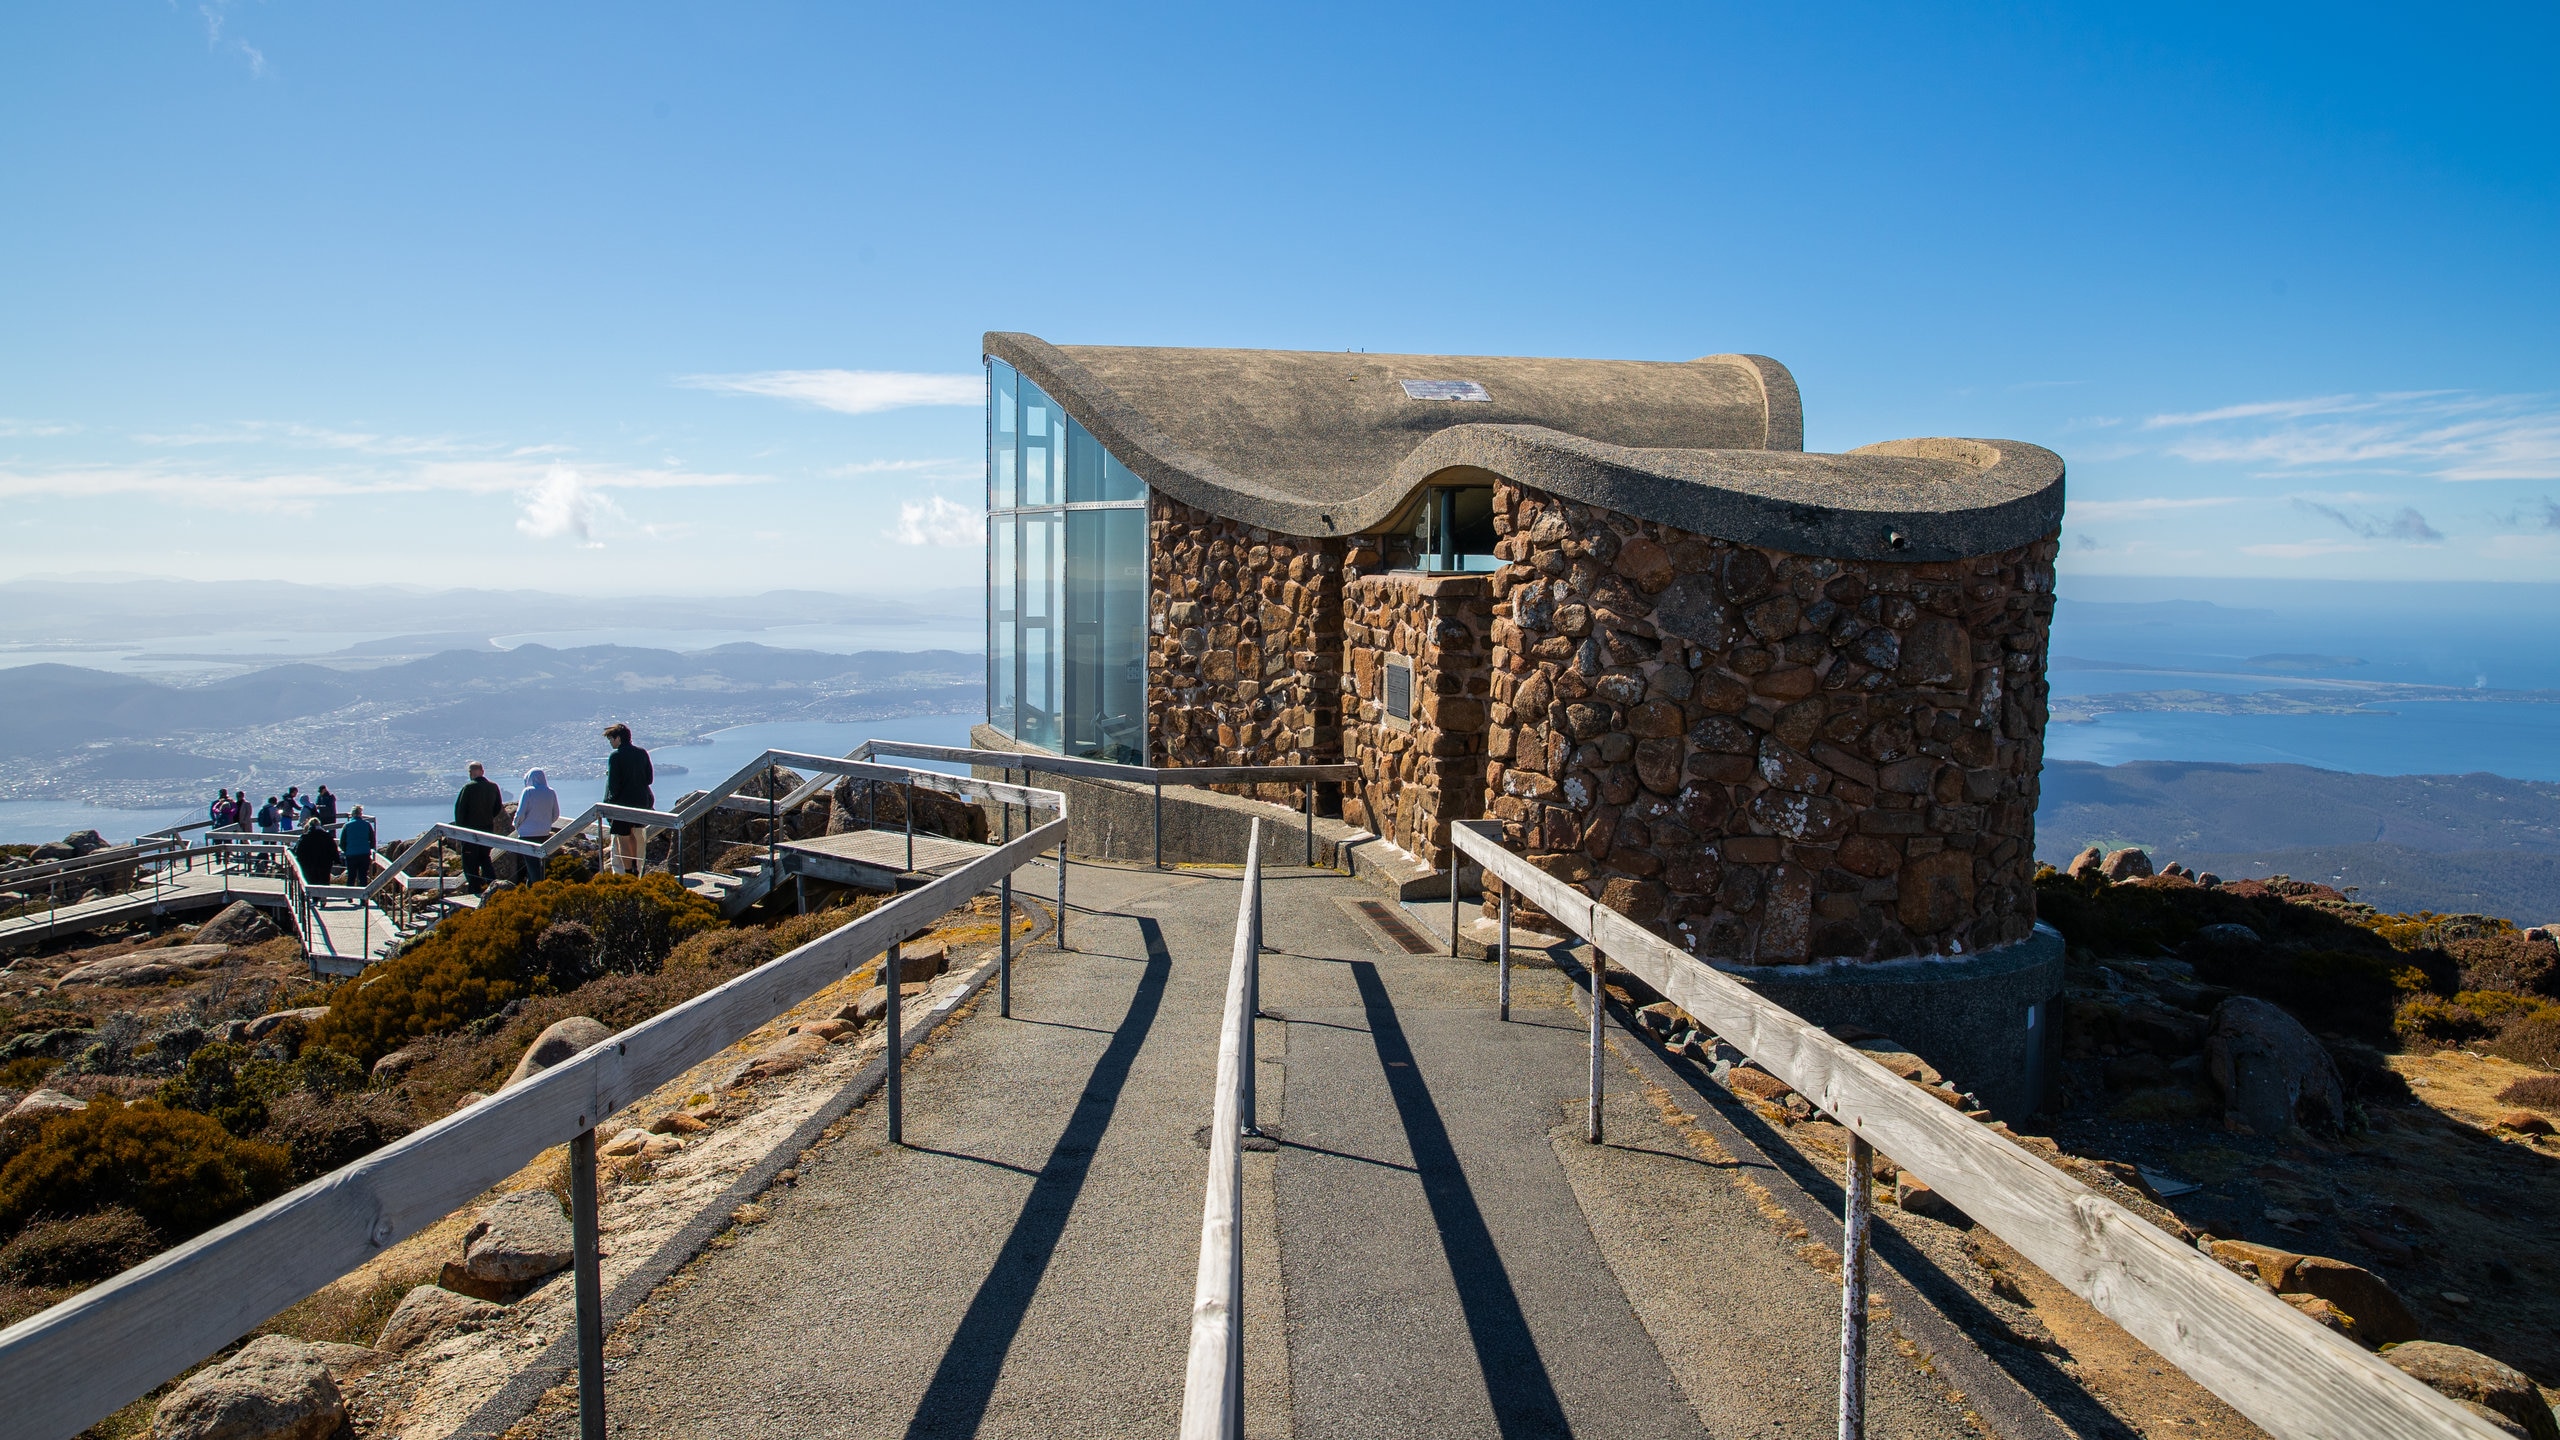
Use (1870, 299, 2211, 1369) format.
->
(453, 761, 505, 892)
(602, 723, 654, 875)
(293, 816, 338, 886)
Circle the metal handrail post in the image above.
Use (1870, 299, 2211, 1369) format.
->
(1056, 828, 1068, 950)
(904, 786, 915, 871)
(1303, 780, 1313, 867)
(998, 874, 1013, 1019)
(1449, 850, 1461, 956)
(885, 941, 904, 1145)
(1587, 949, 1607, 1144)
(1840, 1132, 1873, 1440)
(1497, 888, 1512, 1022)
(569, 1127, 607, 1440)
(767, 772, 778, 881)
(1242, 828, 1261, 1138)
(1153, 778, 1164, 869)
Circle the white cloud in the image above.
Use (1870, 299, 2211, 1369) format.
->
(2141, 391, 2560, 481)
(889, 496, 980, 547)
(680, 369, 981, 416)
(0, 419, 75, 438)
(515, 467, 628, 547)
(0, 455, 761, 513)
(826, 457, 977, 478)
(2065, 496, 2240, 521)
(2294, 499, 2442, 543)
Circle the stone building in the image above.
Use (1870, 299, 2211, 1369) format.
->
(980, 331, 2069, 1109)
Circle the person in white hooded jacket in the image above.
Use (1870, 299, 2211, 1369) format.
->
(516, 767, 562, 882)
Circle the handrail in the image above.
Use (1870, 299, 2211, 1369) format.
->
(1179, 817, 1262, 1440)
(0, 836, 185, 889)
(0, 761, 1070, 1440)
(1446, 820, 2501, 1440)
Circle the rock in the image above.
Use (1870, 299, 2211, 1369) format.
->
(372, 1046, 427, 1081)
(2202, 1239, 2417, 1345)
(2066, 846, 2105, 881)
(435, 1261, 518, 1303)
(600, 1128, 649, 1158)
(888, 941, 948, 985)
(2497, 1110, 2555, 1136)
(300, 1342, 389, 1385)
(2281, 1292, 2358, 1340)
(846, 983, 926, 1027)
(55, 946, 231, 988)
(1722, 1066, 1793, 1103)
(720, 1032, 830, 1088)
(450, 1091, 488, 1114)
(1852, 1037, 1944, 1087)
(461, 1189, 575, 1285)
(3, 1088, 86, 1129)
(641, 1134, 683, 1159)
(503, 1016, 612, 1089)
(2099, 847, 2154, 882)
(243, 1007, 331, 1042)
(2383, 1341, 2560, 1440)
(1896, 1172, 1968, 1226)
(2190, 922, 2263, 949)
(197, 901, 281, 947)
(374, 1284, 502, 1353)
(2206, 996, 2346, 1135)
(2291, 1256, 2418, 1345)
(150, 1333, 345, 1440)
(2456, 1403, 2532, 1438)
(648, 1110, 707, 1134)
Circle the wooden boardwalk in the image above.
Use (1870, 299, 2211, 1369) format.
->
(779, 830, 994, 890)
(0, 871, 274, 948)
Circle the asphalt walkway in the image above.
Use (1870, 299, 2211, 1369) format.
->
(579, 857, 1993, 1438)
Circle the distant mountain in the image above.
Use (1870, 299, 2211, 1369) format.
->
(0, 643, 984, 805)
(2037, 760, 2560, 920)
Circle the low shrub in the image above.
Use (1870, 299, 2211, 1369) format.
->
(0, 1104, 291, 1243)
(313, 873, 718, 1064)
(2448, 932, 2560, 999)
(2498, 1074, 2560, 1110)
(262, 1091, 416, 1182)
(667, 927, 778, 972)
(2485, 1009, 2560, 1069)
(2394, 994, 2490, 1048)
(0, 1205, 159, 1286)
(154, 1043, 359, 1139)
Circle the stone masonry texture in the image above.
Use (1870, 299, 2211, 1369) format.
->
(1147, 492, 1347, 802)
(1478, 482, 2056, 965)
(1339, 571, 1494, 871)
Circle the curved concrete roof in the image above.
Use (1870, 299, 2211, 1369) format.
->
(987, 332, 2062, 562)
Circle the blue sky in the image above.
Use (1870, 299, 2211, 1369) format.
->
(2, 2, 2553, 594)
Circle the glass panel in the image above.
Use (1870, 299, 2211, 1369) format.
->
(1065, 416, 1101, 504)
(1100, 447, 1145, 503)
(989, 360, 1017, 511)
(1417, 485, 1500, 572)
(1018, 510, 1063, 750)
(1062, 507, 1148, 764)
(988, 514, 1017, 734)
(1020, 379, 1055, 506)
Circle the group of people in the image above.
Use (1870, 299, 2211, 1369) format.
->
(205, 725, 655, 896)
(208, 784, 338, 834)
(446, 723, 654, 894)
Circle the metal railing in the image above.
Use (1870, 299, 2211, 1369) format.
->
(1179, 817, 1264, 1440)
(0, 761, 1068, 1440)
(1446, 819, 2502, 1440)
(842, 739, 1358, 872)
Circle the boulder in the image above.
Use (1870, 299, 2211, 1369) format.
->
(845, 983, 926, 1027)
(2496, 1110, 2555, 1137)
(2203, 1238, 2417, 1345)
(2206, 996, 2345, 1135)
(375, 1284, 501, 1353)
(243, 1007, 330, 1042)
(2280, 1292, 2358, 1340)
(460, 1189, 575, 1285)
(2066, 846, 2105, 881)
(2382, 1341, 2559, 1440)
(3, 1089, 86, 1130)
(720, 1032, 830, 1088)
(2099, 847, 2154, 882)
(647, 1109, 707, 1134)
(54, 946, 230, 989)
(2190, 922, 2264, 949)
(503, 1016, 612, 1089)
(372, 1046, 427, 1082)
(1853, 1037, 1945, 1087)
(150, 1333, 345, 1440)
(197, 901, 281, 948)
(1896, 1172, 1968, 1225)
(889, 941, 948, 986)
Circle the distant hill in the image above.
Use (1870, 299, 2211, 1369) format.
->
(2037, 760, 2560, 921)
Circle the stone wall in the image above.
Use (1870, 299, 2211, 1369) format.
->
(1485, 481, 2056, 964)
(1145, 492, 1347, 799)
(1339, 572, 1494, 870)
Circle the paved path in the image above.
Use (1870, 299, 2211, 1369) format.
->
(575, 858, 2000, 1438)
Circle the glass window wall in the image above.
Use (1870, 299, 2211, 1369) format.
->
(986, 358, 1150, 763)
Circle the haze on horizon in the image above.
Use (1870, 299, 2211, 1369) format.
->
(1, 3, 2554, 595)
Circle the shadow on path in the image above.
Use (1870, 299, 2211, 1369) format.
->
(1348, 959, 1571, 1439)
(900, 916, 1175, 1439)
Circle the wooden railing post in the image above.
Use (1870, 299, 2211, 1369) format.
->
(570, 1126, 607, 1440)
(1587, 949, 1607, 1144)
(1840, 1132, 1873, 1440)
(885, 940, 904, 1145)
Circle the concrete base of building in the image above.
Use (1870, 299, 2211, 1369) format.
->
(1715, 924, 2064, 1121)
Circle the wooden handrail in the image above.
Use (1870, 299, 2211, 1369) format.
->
(1179, 819, 1261, 1440)
(1445, 819, 2500, 1440)
(0, 789, 1068, 1440)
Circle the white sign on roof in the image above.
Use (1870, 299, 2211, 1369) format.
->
(1398, 379, 1492, 402)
